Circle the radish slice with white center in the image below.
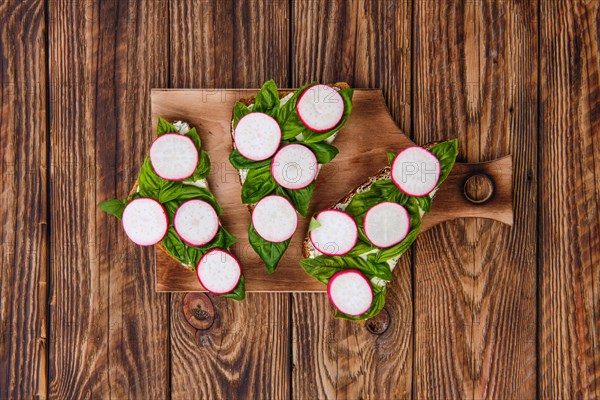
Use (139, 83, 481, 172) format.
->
(363, 202, 410, 248)
(271, 144, 318, 189)
(121, 198, 168, 246)
(196, 249, 242, 294)
(174, 200, 219, 246)
(252, 195, 298, 242)
(327, 270, 373, 316)
(149, 134, 198, 180)
(391, 146, 441, 196)
(234, 112, 281, 161)
(297, 84, 345, 132)
(309, 210, 358, 256)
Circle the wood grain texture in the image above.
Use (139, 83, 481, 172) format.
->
(291, 1, 414, 398)
(168, 1, 291, 398)
(48, 1, 170, 397)
(540, 1, 600, 398)
(413, 0, 538, 398)
(0, 0, 48, 398)
(152, 90, 513, 292)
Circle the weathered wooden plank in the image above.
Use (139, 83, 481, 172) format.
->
(291, 1, 413, 398)
(168, 1, 291, 398)
(539, 1, 600, 398)
(413, 0, 538, 398)
(48, 1, 170, 397)
(0, 0, 48, 398)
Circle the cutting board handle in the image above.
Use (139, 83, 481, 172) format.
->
(422, 156, 513, 231)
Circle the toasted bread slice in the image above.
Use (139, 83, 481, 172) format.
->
(230, 82, 351, 213)
(128, 121, 223, 271)
(302, 141, 440, 266)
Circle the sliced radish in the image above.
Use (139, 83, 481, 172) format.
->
(391, 146, 441, 196)
(297, 84, 345, 132)
(121, 198, 168, 246)
(234, 112, 281, 161)
(196, 249, 242, 294)
(309, 210, 358, 256)
(174, 200, 219, 246)
(252, 195, 298, 242)
(327, 270, 373, 316)
(271, 144, 318, 190)
(149, 133, 199, 180)
(363, 202, 410, 248)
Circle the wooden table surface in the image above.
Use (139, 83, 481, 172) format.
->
(1, 0, 599, 398)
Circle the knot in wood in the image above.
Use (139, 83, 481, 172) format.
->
(183, 292, 215, 330)
(463, 173, 494, 204)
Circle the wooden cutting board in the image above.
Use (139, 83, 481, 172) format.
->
(150, 89, 513, 292)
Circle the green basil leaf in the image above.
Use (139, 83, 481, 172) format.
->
(301, 87, 354, 143)
(276, 182, 315, 217)
(221, 274, 246, 301)
(241, 165, 278, 204)
(387, 151, 396, 166)
(346, 239, 373, 257)
(277, 81, 316, 140)
(299, 255, 392, 284)
(163, 200, 179, 220)
(197, 226, 237, 252)
(334, 284, 387, 321)
(185, 150, 211, 182)
(428, 138, 458, 189)
(415, 196, 432, 213)
(184, 127, 201, 150)
(252, 80, 280, 116)
(373, 225, 420, 263)
(233, 102, 251, 128)
(301, 142, 339, 164)
(248, 223, 290, 273)
(161, 228, 203, 267)
(170, 185, 222, 215)
(229, 149, 271, 170)
(98, 198, 126, 219)
(157, 117, 178, 136)
(308, 217, 321, 231)
(345, 179, 411, 223)
(137, 157, 180, 202)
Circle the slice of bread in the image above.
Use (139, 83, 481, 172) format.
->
(230, 82, 350, 213)
(302, 141, 439, 265)
(128, 121, 221, 271)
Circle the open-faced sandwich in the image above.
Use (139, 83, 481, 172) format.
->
(300, 139, 459, 319)
(229, 80, 354, 272)
(100, 118, 245, 300)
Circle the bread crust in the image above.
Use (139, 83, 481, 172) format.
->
(301, 141, 440, 259)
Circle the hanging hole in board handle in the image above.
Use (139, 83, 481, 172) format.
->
(463, 173, 495, 204)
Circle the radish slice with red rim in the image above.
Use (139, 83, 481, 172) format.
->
(391, 146, 441, 196)
(363, 202, 410, 248)
(122, 198, 168, 246)
(149, 133, 199, 180)
(271, 144, 318, 190)
(196, 249, 242, 294)
(252, 195, 298, 242)
(174, 199, 219, 246)
(297, 84, 345, 132)
(234, 112, 281, 161)
(309, 210, 358, 256)
(327, 270, 373, 316)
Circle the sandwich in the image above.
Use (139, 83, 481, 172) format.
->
(229, 80, 354, 272)
(99, 118, 245, 300)
(300, 139, 459, 320)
